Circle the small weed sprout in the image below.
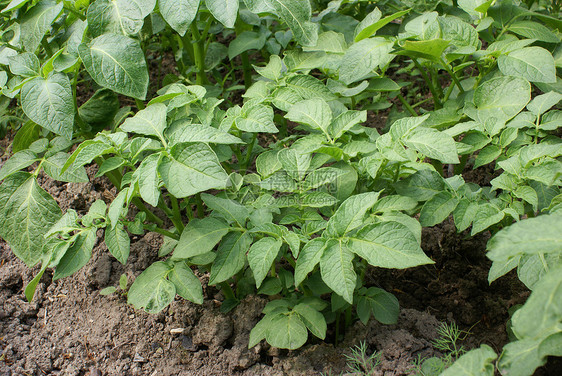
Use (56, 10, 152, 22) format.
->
(344, 341, 381, 375)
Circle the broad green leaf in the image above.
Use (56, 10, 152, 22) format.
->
(25, 254, 49, 302)
(355, 9, 409, 42)
(0, 150, 39, 181)
(320, 240, 356, 303)
(439, 15, 479, 50)
(20, 1, 63, 53)
(286, 74, 336, 101)
(107, 189, 129, 228)
(54, 227, 97, 280)
(517, 253, 561, 290)
(1, 0, 30, 12)
(159, 0, 199, 36)
(303, 167, 344, 191)
(265, 0, 318, 47)
(295, 237, 328, 286)
(86, 0, 144, 37)
(205, 0, 238, 28)
(169, 262, 203, 304)
(471, 203, 504, 235)
(402, 127, 460, 164)
(487, 214, 562, 261)
(266, 313, 308, 349)
(201, 193, 249, 226)
(348, 221, 433, 268)
(173, 217, 230, 259)
(441, 345, 497, 376)
(338, 37, 393, 85)
(277, 148, 312, 181)
(419, 191, 459, 227)
(285, 98, 332, 138)
(121, 103, 167, 142)
(371, 195, 418, 213)
(0, 173, 61, 267)
(249, 314, 274, 348)
(158, 143, 228, 198)
(127, 261, 175, 313)
(105, 221, 130, 265)
(469, 76, 531, 124)
(256, 150, 282, 177)
(303, 31, 347, 53)
(474, 144, 501, 169)
(354, 8, 381, 40)
(79, 89, 120, 132)
(508, 21, 560, 43)
(365, 287, 399, 324)
(325, 192, 381, 237)
(62, 140, 113, 173)
(12, 121, 40, 153)
(453, 199, 478, 232)
(488, 256, 520, 284)
(498, 47, 556, 84)
(498, 339, 544, 376)
(133, 153, 160, 207)
(235, 103, 278, 133)
(79, 34, 149, 100)
(389, 114, 429, 139)
(248, 237, 282, 288)
(401, 39, 450, 60)
(328, 110, 367, 140)
(170, 122, 242, 145)
(209, 231, 252, 285)
(293, 303, 326, 339)
(21, 74, 74, 139)
(527, 91, 562, 116)
(283, 50, 326, 71)
(8, 52, 40, 77)
(253, 55, 283, 81)
(228, 31, 266, 59)
(42, 152, 89, 183)
(394, 169, 445, 201)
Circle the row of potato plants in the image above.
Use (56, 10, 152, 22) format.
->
(0, 0, 560, 374)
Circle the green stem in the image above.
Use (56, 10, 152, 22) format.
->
(398, 94, 418, 116)
(195, 193, 205, 218)
(190, 22, 208, 85)
(134, 99, 145, 110)
(241, 134, 257, 172)
(413, 59, 442, 109)
(170, 195, 185, 233)
(133, 198, 164, 226)
(270, 263, 277, 278)
(64, 5, 86, 21)
(144, 225, 180, 240)
(442, 81, 457, 103)
(41, 39, 53, 57)
(440, 59, 465, 94)
(220, 282, 236, 300)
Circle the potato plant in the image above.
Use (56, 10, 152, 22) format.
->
(0, 0, 560, 373)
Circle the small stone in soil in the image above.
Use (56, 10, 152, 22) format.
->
(133, 353, 146, 362)
(180, 335, 196, 352)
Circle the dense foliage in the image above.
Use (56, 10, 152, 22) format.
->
(0, 0, 560, 374)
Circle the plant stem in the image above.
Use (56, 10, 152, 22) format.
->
(133, 198, 164, 226)
(170, 195, 185, 233)
(134, 99, 145, 110)
(41, 39, 53, 57)
(412, 59, 442, 109)
(190, 22, 208, 85)
(397, 94, 417, 116)
(440, 59, 465, 94)
(241, 133, 257, 172)
(195, 193, 205, 218)
(144, 225, 179, 240)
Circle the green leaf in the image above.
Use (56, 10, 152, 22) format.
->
(169, 262, 203, 304)
(105, 221, 130, 264)
(303, 31, 347, 53)
(42, 152, 89, 183)
(286, 74, 336, 102)
(78, 89, 120, 132)
(248, 237, 282, 288)
(402, 127, 460, 164)
(365, 287, 399, 324)
(127, 261, 176, 313)
(54, 227, 97, 280)
(474, 145, 501, 169)
(228, 31, 266, 59)
(100, 286, 117, 295)
(294, 237, 328, 286)
(235, 103, 278, 133)
(487, 214, 562, 261)
(419, 191, 459, 227)
(265, 0, 318, 47)
(20, 1, 63, 53)
(266, 312, 308, 349)
(158, 143, 228, 198)
(371, 195, 418, 213)
(79, 34, 149, 100)
(173, 217, 230, 259)
(205, 0, 238, 28)
(0, 150, 39, 181)
(201, 193, 249, 226)
(277, 148, 312, 181)
(468, 76, 531, 125)
(133, 152, 160, 207)
(86, 0, 144, 37)
(325, 192, 381, 237)
(355, 9, 409, 42)
(320, 240, 356, 303)
(527, 91, 562, 116)
(170, 123, 242, 145)
(121, 103, 167, 142)
(471, 203, 504, 235)
(62, 140, 113, 173)
(253, 55, 283, 81)
(256, 150, 282, 177)
(508, 21, 560, 43)
(441, 345, 497, 376)
(394, 170, 445, 201)
(108, 189, 129, 228)
(159, 0, 199, 36)
(328, 110, 367, 140)
(293, 303, 326, 339)
(209, 232, 252, 285)
(8, 52, 40, 77)
(285, 98, 332, 138)
(401, 39, 450, 60)
(21, 74, 74, 139)
(0, 173, 61, 267)
(338, 37, 393, 85)
(348, 221, 433, 268)
(498, 47, 556, 84)
(498, 339, 544, 376)
(12, 121, 40, 153)
(453, 199, 478, 232)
